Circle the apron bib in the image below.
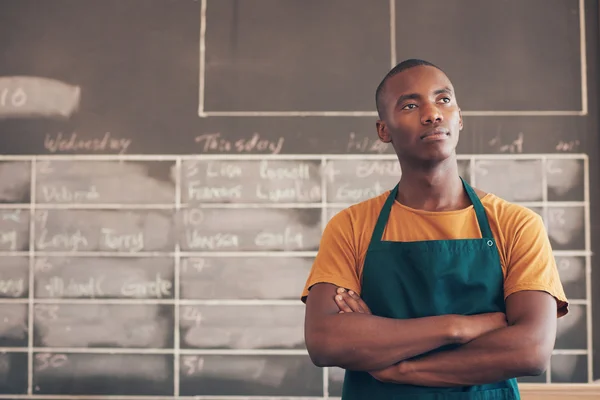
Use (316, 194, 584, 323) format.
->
(341, 178, 520, 400)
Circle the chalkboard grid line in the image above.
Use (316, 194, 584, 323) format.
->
(541, 157, 553, 385)
(320, 156, 330, 399)
(578, 0, 588, 115)
(584, 156, 592, 383)
(0, 298, 590, 306)
(198, 0, 207, 119)
(173, 158, 182, 397)
(0, 348, 589, 357)
(0, 201, 588, 209)
(389, 0, 396, 69)
(27, 158, 36, 395)
(0, 396, 324, 400)
(0, 201, 588, 210)
(0, 154, 589, 161)
(0, 250, 591, 257)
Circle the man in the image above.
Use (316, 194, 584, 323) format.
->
(301, 59, 568, 400)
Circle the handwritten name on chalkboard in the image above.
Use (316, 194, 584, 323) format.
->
(179, 208, 320, 251)
(182, 159, 321, 203)
(324, 160, 400, 203)
(34, 257, 174, 299)
(34, 209, 174, 252)
(36, 160, 175, 203)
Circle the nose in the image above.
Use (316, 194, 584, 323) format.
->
(420, 103, 443, 125)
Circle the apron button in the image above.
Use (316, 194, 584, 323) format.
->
(487, 240, 494, 246)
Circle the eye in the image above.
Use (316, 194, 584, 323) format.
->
(439, 97, 451, 104)
(402, 103, 417, 110)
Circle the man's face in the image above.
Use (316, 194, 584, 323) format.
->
(376, 66, 463, 165)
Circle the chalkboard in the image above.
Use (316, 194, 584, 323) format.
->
(0, 0, 598, 398)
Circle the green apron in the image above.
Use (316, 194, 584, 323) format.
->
(341, 178, 520, 400)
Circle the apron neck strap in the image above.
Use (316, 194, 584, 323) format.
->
(369, 177, 494, 245)
(370, 184, 399, 245)
(460, 177, 494, 238)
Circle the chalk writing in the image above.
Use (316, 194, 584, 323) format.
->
(194, 132, 284, 154)
(36, 229, 88, 251)
(206, 162, 242, 178)
(185, 231, 239, 249)
(121, 274, 172, 298)
(347, 132, 388, 153)
(0, 279, 25, 297)
(35, 353, 68, 371)
(44, 132, 131, 154)
(181, 307, 203, 326)
(187, 182, 242, 201)
(255, 182, 321, 202)
(101, 229, 144, 252)
(181, 258, 205, 273)
(255, 228, 303, 248)
(0, 231, 17, 250)
(34, 258, 53, 273)
(34, 305, 59, 321)
(488, 132, 524, 153)
(0, 87, 26, 108)
(334, 182, 385, 202)
(40, 185, 100, 203)
(182, 355, 204, 376)
(355, 161, 401, 178)
(1, 210, 22, 222)
(556, 140, 580, 152)
(182, 209, 204, 226)
(259, 160, 310, 180)
(43, 276, 105, 298)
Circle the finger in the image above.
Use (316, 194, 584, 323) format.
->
(335, 293, 354, 313)
(348, 290, 371, 314)
(340, 292, 367, 313)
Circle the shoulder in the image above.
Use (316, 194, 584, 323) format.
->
(476, 189, 546, 255)
(479, 190, 543, 227)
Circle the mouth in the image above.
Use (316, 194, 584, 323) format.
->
(420, 128, 450, 141)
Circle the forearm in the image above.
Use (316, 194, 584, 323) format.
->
(387, 324, 550, 387)
(306, 312, 460, 371)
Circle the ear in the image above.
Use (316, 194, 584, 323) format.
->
(376, 120, 392, 143)
(458, 108, 464, 131)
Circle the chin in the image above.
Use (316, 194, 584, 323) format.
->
(420, 145, 456, 164)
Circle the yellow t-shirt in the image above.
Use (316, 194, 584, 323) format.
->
(301, 190, 569, 317)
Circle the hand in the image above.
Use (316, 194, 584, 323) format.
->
(457, 312, 508, 344)
(334, 287, 372, 314)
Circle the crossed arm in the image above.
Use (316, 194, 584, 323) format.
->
(304, 283, 558, 387)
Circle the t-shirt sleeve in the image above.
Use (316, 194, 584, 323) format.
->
(503, 210, 569, 317)
(300, 210, 361, 303)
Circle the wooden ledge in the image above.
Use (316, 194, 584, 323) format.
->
(520, 384, 600, 399)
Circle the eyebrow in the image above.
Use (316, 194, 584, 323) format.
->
(395, 86, 454, 108)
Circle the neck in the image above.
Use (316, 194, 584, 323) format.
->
(396, 155, 469, 211)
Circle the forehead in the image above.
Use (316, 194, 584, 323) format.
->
(385, 66, 453, 97)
